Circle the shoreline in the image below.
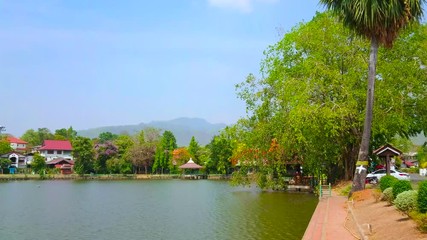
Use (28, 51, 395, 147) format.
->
(0, 173, 230, 181)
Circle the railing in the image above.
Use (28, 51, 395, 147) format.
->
(319, 183, 331, 199)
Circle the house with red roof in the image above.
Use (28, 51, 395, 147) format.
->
(6, 136, 28, 152)
(39, 140, 73, 161)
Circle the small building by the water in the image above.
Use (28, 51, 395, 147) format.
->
(46, 158, 74, 174)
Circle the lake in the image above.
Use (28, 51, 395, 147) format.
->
(0, 180, 317, 240)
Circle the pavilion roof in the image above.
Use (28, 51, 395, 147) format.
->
(179, 158, 203, 169)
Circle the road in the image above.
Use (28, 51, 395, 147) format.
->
(409, 173, 427, 182)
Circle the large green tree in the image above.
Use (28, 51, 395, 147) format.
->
(231, 12, 427, 189)
(72, 136, 95, 175)
(208, 135, 233, 174)
(21, 128, 54, 146)
(31, 153, 46, 175)
(54, 127, 77, 141)
(0, 138, 12, 155)
(320, 0, 426, 193)
(188, 136, 201, 163)
(152, 131, 177, 174)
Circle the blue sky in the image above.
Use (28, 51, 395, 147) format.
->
(1, 0, 322, 136)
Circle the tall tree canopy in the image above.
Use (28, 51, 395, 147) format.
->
(21, 128, 54, 146)
(320, 0, 426, 192)
(152, 130, 177, 174)
(231, 12, 427, 189)
(72, 136, 95, 175)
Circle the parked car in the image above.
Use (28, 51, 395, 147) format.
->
(366, 169, 410, 181)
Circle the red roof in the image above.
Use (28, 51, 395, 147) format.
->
(6, 136, 27, 144)
(39, 140, 72, 151)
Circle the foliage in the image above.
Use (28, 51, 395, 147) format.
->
(418, 180, 427, 213)
(418, 145, 427, 167)
(392, 180, 413, 199)
(152, 131, 177, 174)
(54, 127, 77, 141)
(232, 11, 427, 188)
(319, 0, 425, 47)
(0, 138, 12, 155)
(31, 153, 46, 175)
(379, 175, 399, 191)
(188, 136, 201, 163)
(94, 141, 118, 173)
(72, 136, 95, 175)
(98, 132, 118, 143)
(382, 187, 394, 202)
(0, 158, 11, 174)
(409, 211, 427, 232)
(21, 128, 54, 146)
(208, 135, 233, 175)
(172, 148, 192, 170)
(129, 142, 156, 174)
(394, 190, 418, 213)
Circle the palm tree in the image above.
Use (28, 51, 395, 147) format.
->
(319, 0, 425, 193)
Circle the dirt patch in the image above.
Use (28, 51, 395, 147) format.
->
(347, 189, 427, 240)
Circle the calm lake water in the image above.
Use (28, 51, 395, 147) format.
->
(0, 180, 317, 240)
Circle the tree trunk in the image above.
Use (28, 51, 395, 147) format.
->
(351, 37, 378, 194)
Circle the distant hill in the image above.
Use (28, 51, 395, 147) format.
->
(411, 132, 427, 146)
(77, 118, 227, 146)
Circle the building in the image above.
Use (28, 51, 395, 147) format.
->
(0, 152, 27, 169)
(39, 140, 73, 161)
(46, 158, 74, 174)
(6, 136, 28, 152)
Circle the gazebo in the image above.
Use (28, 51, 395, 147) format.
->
(373, 144, 402, 175)
(179, 158, 204, 179)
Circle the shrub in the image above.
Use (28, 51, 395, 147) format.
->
(409, 211, 427, 232)
(379, 175, 398, 192)
(382, 187, 394, 202)
(394, 190, 418, 213)
(418, 180, 427, 213)
(392, 180, 412, 199)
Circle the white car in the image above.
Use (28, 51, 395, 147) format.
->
(366, 169, 410, 181)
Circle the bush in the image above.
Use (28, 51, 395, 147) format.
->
(392, 180, 412, 199)
(379, 175, 398, 191)
(394, 190, 418, 213)
(418, 181, 427, 213)
(409, 211, 427, 232)
(382, 187, 394, 202)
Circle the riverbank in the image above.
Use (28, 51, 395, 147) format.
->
(0, 173, 230, 181)
(303, 186, 427, 240)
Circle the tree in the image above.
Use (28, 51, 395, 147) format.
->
(320, 0, 426, 193)
(72, 136, 95, 175)
(0, 158, 11, 174)
(209, 135, 232, 174)
(21, 128, 54, 146)
(129, 130, 158, 174)
(0, 138, 12, 155)
(98, 132, 118, 143)
(231, 12, 427, 189)
(94, 141, 118, 173)
(31, 153, 46, 175)
(54, 127, 77, 141)
(172, 148, 192, 173)
(152, 131, 177, 174)
(188, 136, 201, 163)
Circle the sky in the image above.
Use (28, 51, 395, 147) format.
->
(1, 0, 323, 136)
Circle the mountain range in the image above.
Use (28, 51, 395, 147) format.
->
(77, 117, 227, 146)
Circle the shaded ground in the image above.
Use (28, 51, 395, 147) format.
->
(346, 188, 427, 240)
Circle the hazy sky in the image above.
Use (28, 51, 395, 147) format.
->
(1, 0, 322, 136)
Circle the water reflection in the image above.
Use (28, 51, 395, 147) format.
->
(0, 180, 317, 240)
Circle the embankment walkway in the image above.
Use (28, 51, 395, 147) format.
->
(303, 191, 357, 240)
